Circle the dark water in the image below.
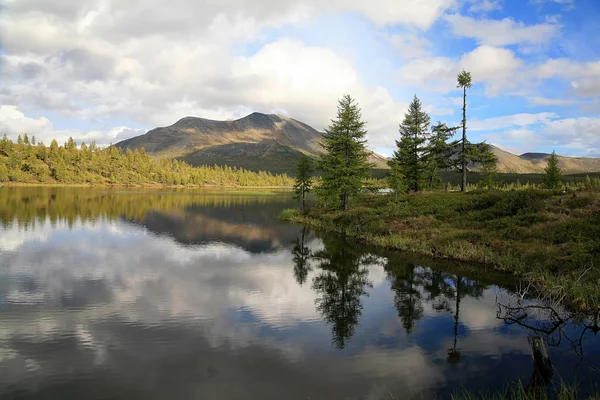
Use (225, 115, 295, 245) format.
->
(0, 187, 598, 399)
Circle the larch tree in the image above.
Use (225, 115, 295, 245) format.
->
(317, 95, 373, 211)
(544, 150, 562, 189)
(457, 70, 473, 192)
(389, 95, 431, 193)
(426, 122, 459, 189)
(293, 154, 314, 213)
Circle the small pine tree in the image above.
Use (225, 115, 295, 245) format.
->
(426, 122, 458, 189)
(584, 175, 592, 191)
(544, 151, 562, 189)
(318, 95, 373, 211)
(387, 160, 407, 200)
(294, 154, 313, 213)
(390, 95, 431, 193)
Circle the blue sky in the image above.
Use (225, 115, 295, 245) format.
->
(0, 0, 599, 156)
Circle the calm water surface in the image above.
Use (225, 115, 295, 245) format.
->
(0, 187, 598, 399)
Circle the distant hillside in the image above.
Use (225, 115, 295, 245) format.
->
(117, 113, 388, 175)
(489, 146, 600, 174)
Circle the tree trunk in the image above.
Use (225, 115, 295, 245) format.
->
(343, 192, 349, 211)
(461, 87, 467, 192)
(526, 336, 553, 391)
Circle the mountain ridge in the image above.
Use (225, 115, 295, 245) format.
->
(116, 113, 600, 175)
(117, 112, 389, 174)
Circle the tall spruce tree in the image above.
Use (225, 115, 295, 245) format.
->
(389, 95, 431, 192)
(318, 95, 373, 211)
(293, 154, 313, 213)
(457, 70, 473, 192)
(544, 150, 562, 189)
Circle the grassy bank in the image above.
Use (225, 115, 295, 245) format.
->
(282, 189, 600, 313)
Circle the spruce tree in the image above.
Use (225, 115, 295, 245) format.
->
(544, 151, 562, 189)
(293, 154, 313, 213)
(389, 95, 431, 192)
(457, 70, 473, 192)
(318, 95, 373, 211)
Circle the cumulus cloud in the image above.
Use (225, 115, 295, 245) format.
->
(1, 0, 429, 148)
(396, 45, 525, 96)
(0, 105, 144, 146)
(466, 0, 503, 13)
(471, 112, 600, 157)
(444, 14, 561, 46)
(0, 0, 598, 155)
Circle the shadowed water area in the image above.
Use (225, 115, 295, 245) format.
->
(0, 187, 598, 399)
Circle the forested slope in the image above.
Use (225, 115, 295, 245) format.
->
(0, 135, 293, 187)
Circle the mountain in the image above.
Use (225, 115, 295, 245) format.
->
(117, 112, 388, 174)
(490, 146, 600, 174)
(116, 113, 600, 175)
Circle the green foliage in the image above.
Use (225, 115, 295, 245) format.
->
(387, 160, 407, 199)
(0, 136, 294, 187)
(469, 143, 498, 189)
(565, 194, 594, 209)
(390, 95, 431, 192)
(317, 95, 373, 211)
(544, 150, 563, 189)
(425, 122, 458, 189)
(293, 154, 313, 212)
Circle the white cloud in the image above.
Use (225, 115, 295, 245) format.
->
(536, 59, 600, 98)
(396, 45, 524, 96)
(530, 0, 575, 10)
(470, 112, 600, 157)
(444, 14, 561, 46)
(527, 97, 579, 106)
(387, 33, 432, 60)
(1, 0, 422, 149)
(0, 105, 144, 146)
(467, 0, 503, 13)
(0, 0, 597, 156)
(470, 112, 559, 131)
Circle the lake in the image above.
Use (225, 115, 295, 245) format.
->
(0, 187, 598, 399)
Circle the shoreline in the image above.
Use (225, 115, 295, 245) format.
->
(0, 182, 293, 190)
(281, 190, 600, 314)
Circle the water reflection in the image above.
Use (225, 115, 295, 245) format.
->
(0, 187, 598, 399)
(311, 235, 373, 349)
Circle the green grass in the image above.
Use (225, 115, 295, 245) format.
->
(449, 379, 599, 400)
(282, 189, 600, 313)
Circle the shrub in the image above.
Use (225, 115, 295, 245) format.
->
(565, 195, 594, 209)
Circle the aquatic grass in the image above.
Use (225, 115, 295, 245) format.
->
(450, 379, 599, 400)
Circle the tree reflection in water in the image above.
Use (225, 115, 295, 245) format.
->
(291, 226, 312, 286)
(310, 235, 374, 349)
